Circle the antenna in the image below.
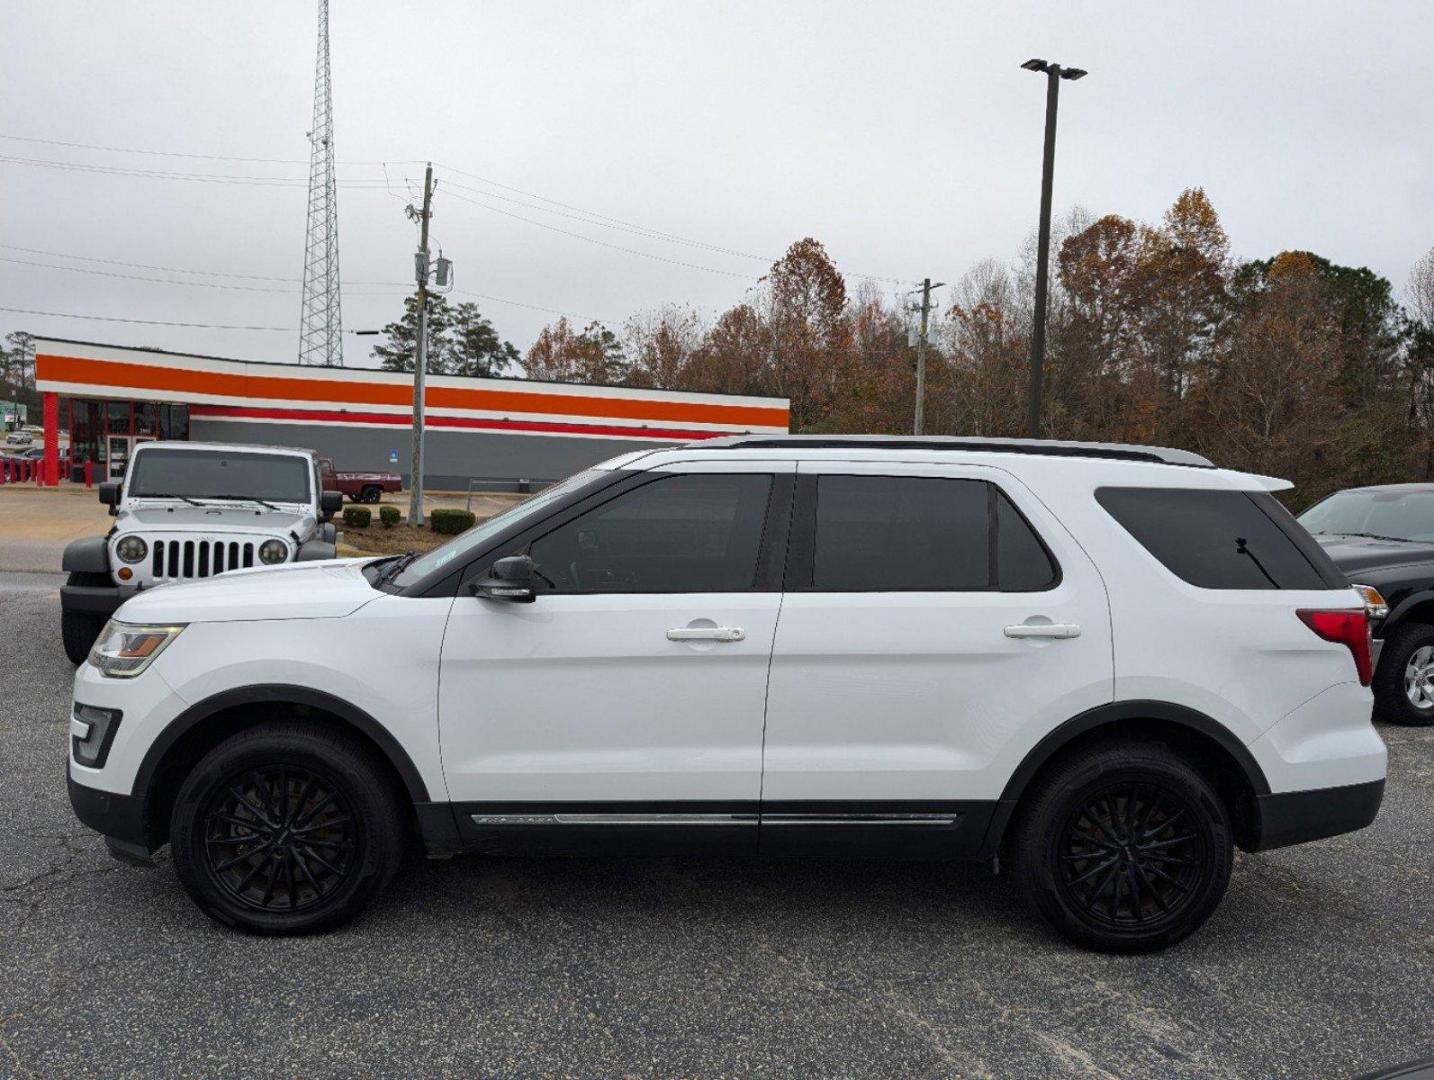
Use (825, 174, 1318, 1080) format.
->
(297, 0, 343, 365)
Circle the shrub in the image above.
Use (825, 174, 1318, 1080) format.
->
(430, 508, 476, 535)
(342, 506, 371, 528)
(379, 505, 400, 527)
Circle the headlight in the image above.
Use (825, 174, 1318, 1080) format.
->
(115, 536, 148, 564)
(1352, 584, 1389, 621)
(259, 539, 288, 565)
(88, 621, 185, 678)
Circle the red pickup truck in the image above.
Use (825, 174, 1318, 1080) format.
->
(318, 457, 403, 504)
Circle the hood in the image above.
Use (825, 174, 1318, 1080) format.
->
(114, 558, 379, 624)
(116, 504, 312, 536)
(1311, 534, 1434, 576)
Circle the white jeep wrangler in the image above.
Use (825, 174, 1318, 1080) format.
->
(59, 441, 343, 663)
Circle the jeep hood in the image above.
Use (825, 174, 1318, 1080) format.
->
(114, 558, 379, 624)
(117, 505, 312, 535)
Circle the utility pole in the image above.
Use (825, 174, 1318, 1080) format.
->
(908, 278, 944, 436)
(1021, 58, 1086, 438)
(407, 163, 434, 527)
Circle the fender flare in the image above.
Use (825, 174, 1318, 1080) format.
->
(296, 539, 338, 562)
(131, 684, 430, 806)
(62, 536, 111, 574)
(1383, 589, 1434, 630)
(997, 700, 1271, 804)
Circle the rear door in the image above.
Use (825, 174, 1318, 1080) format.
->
(759, 460, 1113, 855)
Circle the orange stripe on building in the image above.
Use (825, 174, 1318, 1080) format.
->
(35, 354, 790, 429)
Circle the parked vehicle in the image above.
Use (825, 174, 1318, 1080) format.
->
(5, 429, 33, 446)
(318, 456, 402, 504)
(1298, 483, 1434, 727)
(66, 436, 1385, 952)
(59, 441, 343, 664)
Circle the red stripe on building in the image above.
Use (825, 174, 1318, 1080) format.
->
(188, 405, 729, 441)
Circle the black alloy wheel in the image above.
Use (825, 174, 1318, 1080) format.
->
(1056, 783, 1205, 931)
(171, 723, 405, 935)
(202, 767, 357, 913)
(1012, 742, 1232, 953)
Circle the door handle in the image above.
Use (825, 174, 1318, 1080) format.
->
(1004, 622, 1081, 640)
(666, 626, 746, 643)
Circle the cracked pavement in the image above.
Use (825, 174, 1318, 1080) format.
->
(0, 570, 1431, 1078)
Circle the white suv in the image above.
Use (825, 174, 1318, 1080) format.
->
(67, 437, 1387, 952)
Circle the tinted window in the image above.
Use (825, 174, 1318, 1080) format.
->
(813, 475, 990, 590)
(127, 448, 311, 503)
(529, 473, 772, 592)
(1097, 487, 1333, 590)
(995, 490, 1059, 590)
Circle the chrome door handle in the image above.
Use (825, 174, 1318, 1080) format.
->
(1004, 623, 1081, 640)
(666, 626, 746, 643)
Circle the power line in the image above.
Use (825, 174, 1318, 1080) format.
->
(0, 255, 410, 295)
(0, 243, 406, 286)
(0, 305, 297, 332)
(0, 154, 389, 187)
(0, 131, 422, 168)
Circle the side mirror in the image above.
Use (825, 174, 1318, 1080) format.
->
(472, 555, 537, 603)
(320, 490, 343, 518)
(98, 482, 120, 515)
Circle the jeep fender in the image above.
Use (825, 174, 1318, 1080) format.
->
(296, 539, 337, 561)
(62, 536, 111, 574)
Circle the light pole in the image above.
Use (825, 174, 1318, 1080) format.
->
(1021, 58, 1086, 439)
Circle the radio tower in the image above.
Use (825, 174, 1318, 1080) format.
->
(297, 0, 343, 365)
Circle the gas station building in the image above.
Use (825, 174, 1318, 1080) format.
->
(30, 338, 790, 487)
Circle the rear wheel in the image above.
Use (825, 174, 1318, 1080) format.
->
(1373, 621, 1434, 727)
(61, 572, 111, 664)
(1012, 742, 1233, 953)
(170, 722, 405, 935)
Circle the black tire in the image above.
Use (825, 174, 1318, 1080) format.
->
(1011, 741, 1233, 954)
(1372, 621, 1434, 727)
(361, 485, 381, 504)
(61, 572, 111, 664)
(170, 722, 406, 935)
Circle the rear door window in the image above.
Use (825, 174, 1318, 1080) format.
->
(1096, 488, 1345, 590)
(807, 475, 1059, 591)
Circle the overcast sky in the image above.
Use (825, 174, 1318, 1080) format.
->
(2, 1, 1431, 369)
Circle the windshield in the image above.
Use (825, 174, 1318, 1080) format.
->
(127, 448, 312, 504)
(391, 468, 607, 588)
(1298, 488, 1434, 542)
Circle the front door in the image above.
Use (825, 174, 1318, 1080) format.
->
(759, 460, 1114, 856)
(438, 461, 794, 855)
(106, 435, 131, 482)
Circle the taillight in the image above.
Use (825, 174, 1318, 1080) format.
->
(1297, 609, 1373, 686)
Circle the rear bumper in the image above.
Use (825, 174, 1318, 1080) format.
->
(1247, 778, 1385, 851)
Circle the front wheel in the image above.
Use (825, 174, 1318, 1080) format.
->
(1012, 742, 1233, 953)
(170, 722, 405, 935)
(1373, 621, 1434, 727)
(361, 485, 381, 504)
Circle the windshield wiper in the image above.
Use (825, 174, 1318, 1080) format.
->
(376, 550, 418, 587)
(1342, 531, 1411, 543)
(211, 494, 282, 511)
(141, 492, 208, 508)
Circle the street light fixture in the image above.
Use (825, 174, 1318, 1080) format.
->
(1021, 58, 1087, 438)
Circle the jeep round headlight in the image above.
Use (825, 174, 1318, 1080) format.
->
(115, 536, 148, 564)
(258, 539, 288, 565)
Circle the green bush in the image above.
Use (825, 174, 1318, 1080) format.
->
(430, 508, 476, 535)
(342, 506, 371, 528)
(379, 505, 400, 527)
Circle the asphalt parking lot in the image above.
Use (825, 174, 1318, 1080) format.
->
(1, 570, 1430, 1079)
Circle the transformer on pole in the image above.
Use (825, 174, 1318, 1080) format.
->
(298, 0, 344, 366)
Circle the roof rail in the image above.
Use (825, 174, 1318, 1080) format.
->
(697, 434, 1214, 468)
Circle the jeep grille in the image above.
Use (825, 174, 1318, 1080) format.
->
(152, 539, 256, 580)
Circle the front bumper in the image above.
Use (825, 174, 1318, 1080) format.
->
(68, 772, 156, 856)
(60, 582, 135, 616)
(1248, 778, 1385, 851)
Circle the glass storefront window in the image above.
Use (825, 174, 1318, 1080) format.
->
(134, 402, 158, 437)
(106, 402, 130, 435)
(159, 404, 189, 440)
